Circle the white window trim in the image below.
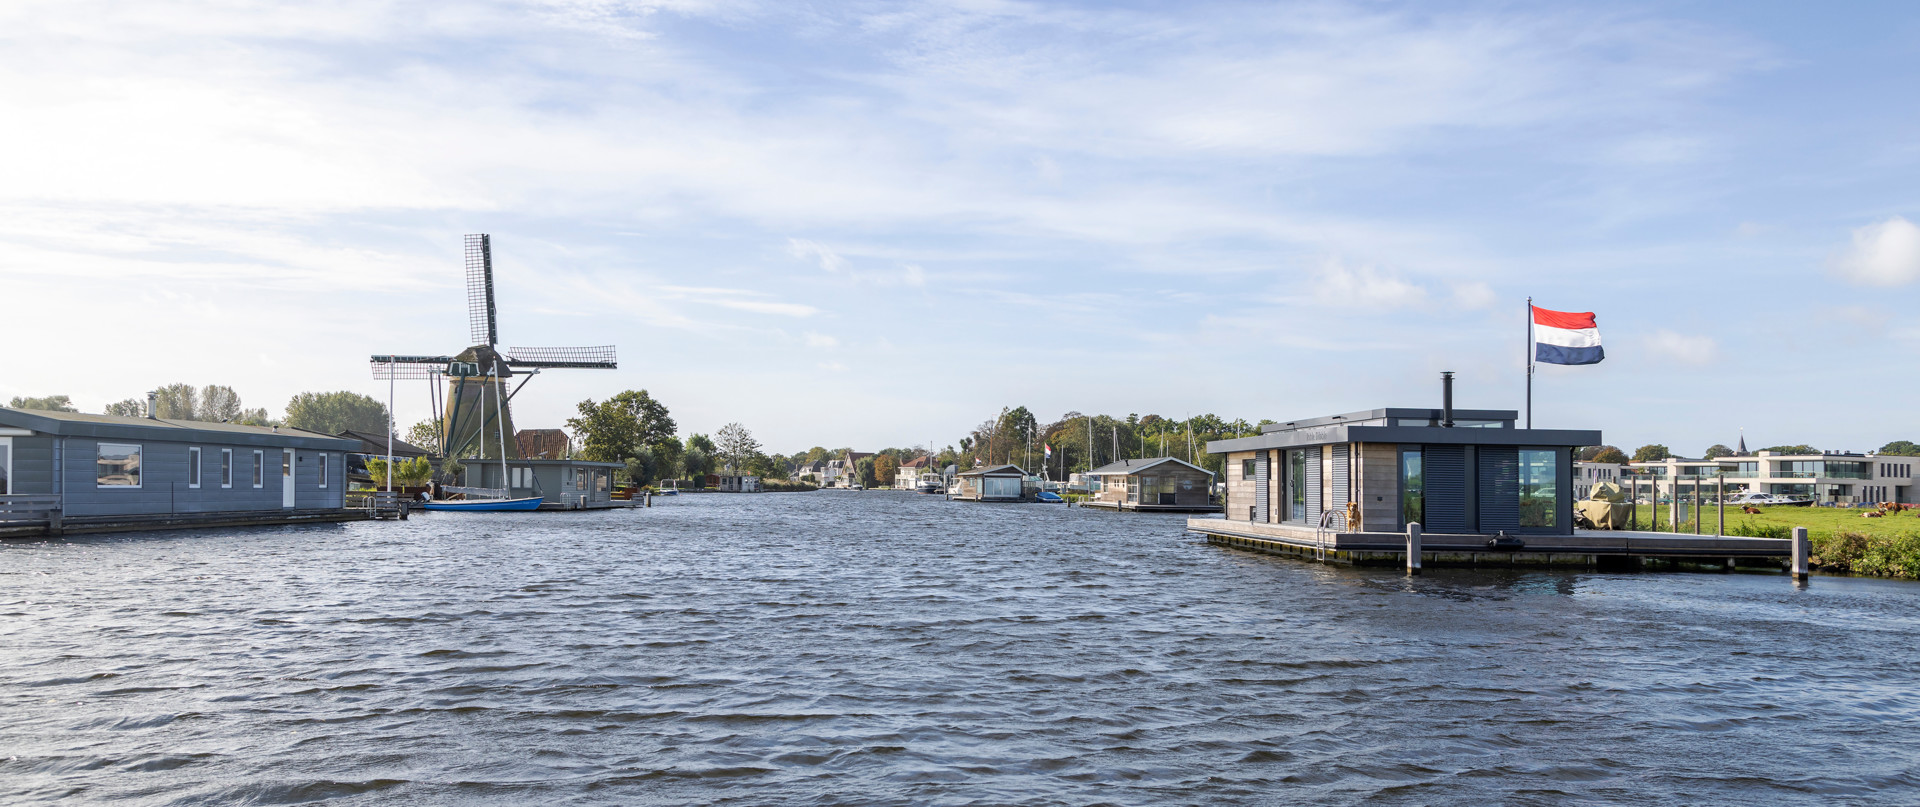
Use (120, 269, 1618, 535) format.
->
(252, 449, 264, 488)
(188, 447, 202, 489)
(319, 452, 328, 489)
(0, 436, 11, 496)
(96, 442, 144, 489)
(221, 448, 233, 488)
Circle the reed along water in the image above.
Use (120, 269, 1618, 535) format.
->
(4, 492, 1918, 805)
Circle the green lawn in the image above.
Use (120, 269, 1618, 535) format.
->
(1626, 503, 1920, 540)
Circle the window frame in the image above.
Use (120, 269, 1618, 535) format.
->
(188, 446, 202, 489)
(252, 449, 265, 488)
(96, 442, 144, 489)
(318, 452, 328, 489)
(221, 448, 233, 488)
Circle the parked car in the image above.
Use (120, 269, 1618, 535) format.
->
(1726, 492, 1813, 507)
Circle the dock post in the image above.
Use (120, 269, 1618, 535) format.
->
(1791, 527, 1809, 580)
(644, 490, 652, 507)
(1717, 472, 1725, 537)
(1694, 479, 1701, 535)
(47, 505, 63, 538)
(1406, 522, 1422, 575)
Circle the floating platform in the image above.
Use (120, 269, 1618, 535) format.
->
(1082, 500, 1222, 514)
(1187, 517, 1792, 571)
(0, 508, 370, 540)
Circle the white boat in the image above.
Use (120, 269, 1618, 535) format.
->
(1726, 492, 1813, 507)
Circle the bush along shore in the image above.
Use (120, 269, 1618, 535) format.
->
(1624, 504, 1920, 579)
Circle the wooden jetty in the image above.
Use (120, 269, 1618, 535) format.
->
(1188, 516, 1797, 572)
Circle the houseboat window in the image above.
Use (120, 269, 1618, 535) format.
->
(319, 453, 328, 488)
(96, 443, 142, 487)
(1395, 418, 1436, 427)
(1401, 448, 1423, 526)
(1288, 449, 1308, 520)
(1454, 420, 1508, 428)
(282, 452, 291, 477)
(188, 447, 202, 489)
(575, 469, 587, 489)
(597, 471, 608, 492)
(0, 442, 9, 495)
(1519, 449, 1557, 527)
(253, 450, 264, 488)
(221, 449, 233, 488)
(1241, 459, 1255, 479)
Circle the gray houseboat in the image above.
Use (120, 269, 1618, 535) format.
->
(950, 464, 1028, 502)
(1084, 457, 1220, 513)
(465, 458, 626, 510)
(0, 407, 363, 536)
(1206, 405, 1599, 537)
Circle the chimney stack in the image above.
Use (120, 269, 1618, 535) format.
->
(1441, 371, 1455, 428)
(145, 391, 158, 419)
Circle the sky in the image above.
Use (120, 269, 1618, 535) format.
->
(2, 0, 1917, 457)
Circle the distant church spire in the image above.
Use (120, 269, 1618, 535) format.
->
(1737, 429, 1747, 456)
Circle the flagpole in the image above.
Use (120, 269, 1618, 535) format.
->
(1526, 296, 1534, 429)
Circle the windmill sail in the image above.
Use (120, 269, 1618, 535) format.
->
(505, 346, 618, 369)
(466, 233, 498, 347)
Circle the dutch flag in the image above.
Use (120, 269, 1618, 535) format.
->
(1532, 305, 1604, 366)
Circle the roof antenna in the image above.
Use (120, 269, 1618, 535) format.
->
(1440, 371, 1455, 428)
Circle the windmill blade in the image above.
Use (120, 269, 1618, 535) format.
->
(504, 345, 618, 369)
(465, 233, 498, 346)
(371, 354, 455, 379)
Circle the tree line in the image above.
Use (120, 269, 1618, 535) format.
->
(1579, 440, 1919, 464)
(8, 386, 392, 435)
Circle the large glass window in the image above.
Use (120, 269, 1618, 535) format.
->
(97, 443, 142, 487)
(1519, 449, 1558, 527)
(1401, 448, 1423, 527)
(1288, 449, 1308, 520)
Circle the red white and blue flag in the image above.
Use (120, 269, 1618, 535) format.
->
(1044, 443, 1053, 459)
(1532, 305, 1603, 366)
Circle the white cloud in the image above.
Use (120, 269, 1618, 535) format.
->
(786, 238, 847, 274)
(1312, 259, 1426, 308)
(804, 331, 838, 348)
(1451, 281, 1498, 309)
(1647, 330, 1718, 365)
(1827, 216, 1920, 286)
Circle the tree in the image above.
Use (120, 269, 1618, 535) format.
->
(285, 391, 389, 434)
(565, 390, 677, 465)
(683, 446, 713, 483)
(1703, 444, 1735, 459)
(745, 453, 782, 479)
(873, 454, 899, 488)
(804, 446, 830, 464)
(1880, 441, 1920, 457)
(688, 433, 716, 454)
(1578, 445, 1620, 461)
(1761, 444, 1817, 455)
(1589, 446, 1629, 465)
(104, 399, 145, 417)
(8, 395, 77, 412)
(150, 383, 198, 419)
(198, 385, 243, 422)
(856, 456, 877, 488)
(714, 423, 761, 472)
(1632, 444, 1671, 462)
(406, 418, 445, 454)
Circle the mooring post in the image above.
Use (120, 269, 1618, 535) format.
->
(1717, 472, 1725, 537)
(644, 490, 652, 508)
(1694, 479, 1701, 535)
(1406, 522, 1422, 575)
(1791, 527, 1809, 580)
(47, 504, 63, 538)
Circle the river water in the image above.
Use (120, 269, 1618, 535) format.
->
(2, 491, 1916, 805)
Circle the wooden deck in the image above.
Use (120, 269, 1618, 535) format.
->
(0, 508, 370, 540)
(1081, 500, 1223, 514)
(1186, 516, 1793, 570)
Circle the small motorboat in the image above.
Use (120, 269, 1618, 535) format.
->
(421, 496, 544, 512)
(1035, 491, 1064, 503)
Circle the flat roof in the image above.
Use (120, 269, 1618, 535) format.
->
(1210, 423, 1601, 454)
(0, 407, 359, 451)
(1259, 408, 1516, 434)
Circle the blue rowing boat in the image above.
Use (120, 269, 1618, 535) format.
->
(419, 497, 545, 512)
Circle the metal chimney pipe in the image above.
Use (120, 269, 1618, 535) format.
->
(146, 391, 158, 419)
(1441, 371, 1455, 428)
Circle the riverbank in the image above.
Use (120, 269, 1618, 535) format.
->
(1624, 504, 1920, 578)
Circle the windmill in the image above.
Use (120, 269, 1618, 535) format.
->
(371, 234, 616, 470)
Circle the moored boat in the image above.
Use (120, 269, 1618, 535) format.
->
(421, 496, 545, 512)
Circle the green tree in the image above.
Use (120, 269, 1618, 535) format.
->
(856, 456, 877, 488)
(285, 391, 389, 434)
(406, 418, 445, 454)
(1761, 444, 1818, 455)
(198, 385, 243, 422)
(714, 423, 761, 473)
(150, 383, 198, 419)
(104, 398, 145, 417)
(1578, 445, 1620, 461)
(687, 433, 716, 454)
(804, 446, 830, 464)
(683, 447, 713, 483)
(1632, 444, 1671, 462)
(565, 390, 677, 465)
(873, 454, 899, 488)
(8, 395, 77, 412)
(1880, 441, 1920, 457)
(745, 452, 781, 479)
(1589, 446, 1629, 465)
(1703, 444, 1735, 459)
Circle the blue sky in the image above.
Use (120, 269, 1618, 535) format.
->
(2, 0, 1916, 456)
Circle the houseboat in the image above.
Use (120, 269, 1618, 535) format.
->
(1082, 457, 1220, 513)
(948, 464, 1028, 502)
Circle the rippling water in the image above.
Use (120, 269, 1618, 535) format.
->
(3, 491, 1918, 804)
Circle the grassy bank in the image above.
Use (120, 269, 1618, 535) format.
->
(1624, 503, 1920, 579)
